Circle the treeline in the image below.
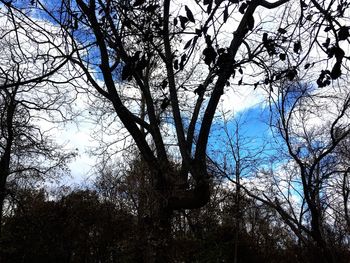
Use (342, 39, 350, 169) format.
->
(0, 163, 349, 263)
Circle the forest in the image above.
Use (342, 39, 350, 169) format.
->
(0, 0, 350, 262)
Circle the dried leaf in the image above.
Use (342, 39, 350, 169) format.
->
(338, 26, 349, 41)
(322, 38, 330, 48)
(293, 41, 301, 54)
(174, 59, 179, 70)
(223, 6, 229, 23)
(278, 28, 287, 34)
(184, 39, 192, 49)
(239, 2, 247, 14)
(185, 5, 195, 23)
(330, 61, 342, 79)
(133, 0, 145, 7)
(179, 16, 188, 29)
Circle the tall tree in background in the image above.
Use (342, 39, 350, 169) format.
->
(270, 82, 350, 262)
(234, 82, 350, 263)
(0, 5, 76, 236)
(2, 0, 350, 261)
(0, 188, 136, 263)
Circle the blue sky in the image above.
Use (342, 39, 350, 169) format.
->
(1, 1, 284, 184)
(207, 105, 277, 178)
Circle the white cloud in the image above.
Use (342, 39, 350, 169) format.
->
(219, 85, 265, 114)
(0, 9, 94, 184)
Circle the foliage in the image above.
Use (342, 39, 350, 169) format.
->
(0, 188, 137, 263)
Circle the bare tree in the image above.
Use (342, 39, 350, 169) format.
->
(210, 80, 350, 262)
(208, 110, 266, 263)
(263, 82, 350, 262)
(0, 5, 77, 236)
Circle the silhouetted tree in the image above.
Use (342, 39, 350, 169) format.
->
(0, 5, 77, 236)
(1, 188, 136, 263)
(241, 82, 350, 263)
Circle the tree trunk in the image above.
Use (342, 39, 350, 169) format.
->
(309, 207, 335, 263)
(153, 204, 172, 263)
(0, 171, 7, 263)
(138, 161, 209, 262)
(142, 196, 172, 263)
(310, 242, 335, 263)
(137, 167, 173, 263)
(234, 160, 241, 263)
(0, 171, 7, 237)
(0, 190, 4, 236)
